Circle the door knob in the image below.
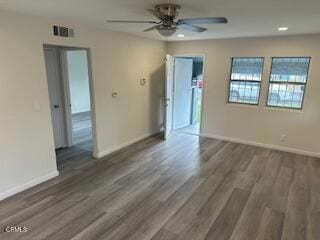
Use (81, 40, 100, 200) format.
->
(53, 104, 60, 109)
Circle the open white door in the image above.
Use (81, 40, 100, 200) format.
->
(59, 49, 74, 147)
(44, 48, 65, 149)
(164, 54, 175, 139)
(173, 58, 193, 129)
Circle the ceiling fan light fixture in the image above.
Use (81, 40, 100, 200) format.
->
(278, 27, 288, 31)
(157, 27, 176, 37)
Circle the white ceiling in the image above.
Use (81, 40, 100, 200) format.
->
(0, 0, 320, 41)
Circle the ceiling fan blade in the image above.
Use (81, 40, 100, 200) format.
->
(107, 20, 160, 24)
(143, 25, 160, 32)
(147, 9, 164, 20)
(178, 17, 228, 25)
(179, 23, 207, 32)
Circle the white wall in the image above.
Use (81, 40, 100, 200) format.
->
(2, 8, 320, 201)
(67, 50, 91, 114)
(0, 10, 165, 200)
(167, 35, 320, 156)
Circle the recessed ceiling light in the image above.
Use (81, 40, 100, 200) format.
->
(278, 27, 288, 31)
(177, 34, 185, 38)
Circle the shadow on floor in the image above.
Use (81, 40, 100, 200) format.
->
(72, 111, 93, 151)
(56, 111, 93, 171)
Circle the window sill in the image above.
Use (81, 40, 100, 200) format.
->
(226, 103, 304, 113)
(227, 102, 259, 109)
(262, 106, 303, 113)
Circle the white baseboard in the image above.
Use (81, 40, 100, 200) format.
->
(96, 130, 162, 158)
(0, 170, 59, 201)
(200, 133, 320, 158)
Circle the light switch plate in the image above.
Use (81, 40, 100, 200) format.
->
(140, 78, 146, 85)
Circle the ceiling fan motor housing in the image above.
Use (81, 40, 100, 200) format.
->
(154, 4, 181, 36)
(155, 4, 181, 18)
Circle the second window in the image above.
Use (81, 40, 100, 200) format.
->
(267, 57, 311, 109)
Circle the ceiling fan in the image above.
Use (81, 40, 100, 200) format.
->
(107, 4, 227, 37)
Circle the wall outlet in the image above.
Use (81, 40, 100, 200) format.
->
(280, 134, 287, 142)
(111, 91, 118, 98)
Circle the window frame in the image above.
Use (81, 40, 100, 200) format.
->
(266, 57, 311, 110)
(227, 57, 265, 106)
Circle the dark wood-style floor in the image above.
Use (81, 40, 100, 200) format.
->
(72, 111, 93, 151)
(1, 132, 320, 240)
(56, 111, 93, 171)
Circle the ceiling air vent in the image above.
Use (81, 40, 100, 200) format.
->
(53, 25, 74, 38)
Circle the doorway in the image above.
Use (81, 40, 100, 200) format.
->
(44, 45, 94, 169)
(164, 55, 204, 137)
(66, 50, 93, 151)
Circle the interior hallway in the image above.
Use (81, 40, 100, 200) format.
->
(72, 111, 93, 151)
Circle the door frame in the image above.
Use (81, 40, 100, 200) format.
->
(172, 54, 206, 135)
(43, 44, 98, 158)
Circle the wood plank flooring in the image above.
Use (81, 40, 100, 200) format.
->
(56, 146, 92, 172)
(72, 111, 92, 151)
(176, 123, 200, 135)
(0, 132, 319, 240)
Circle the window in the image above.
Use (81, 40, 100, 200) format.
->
(267, 57, 310, 109)
(228, 57, 264, 105)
